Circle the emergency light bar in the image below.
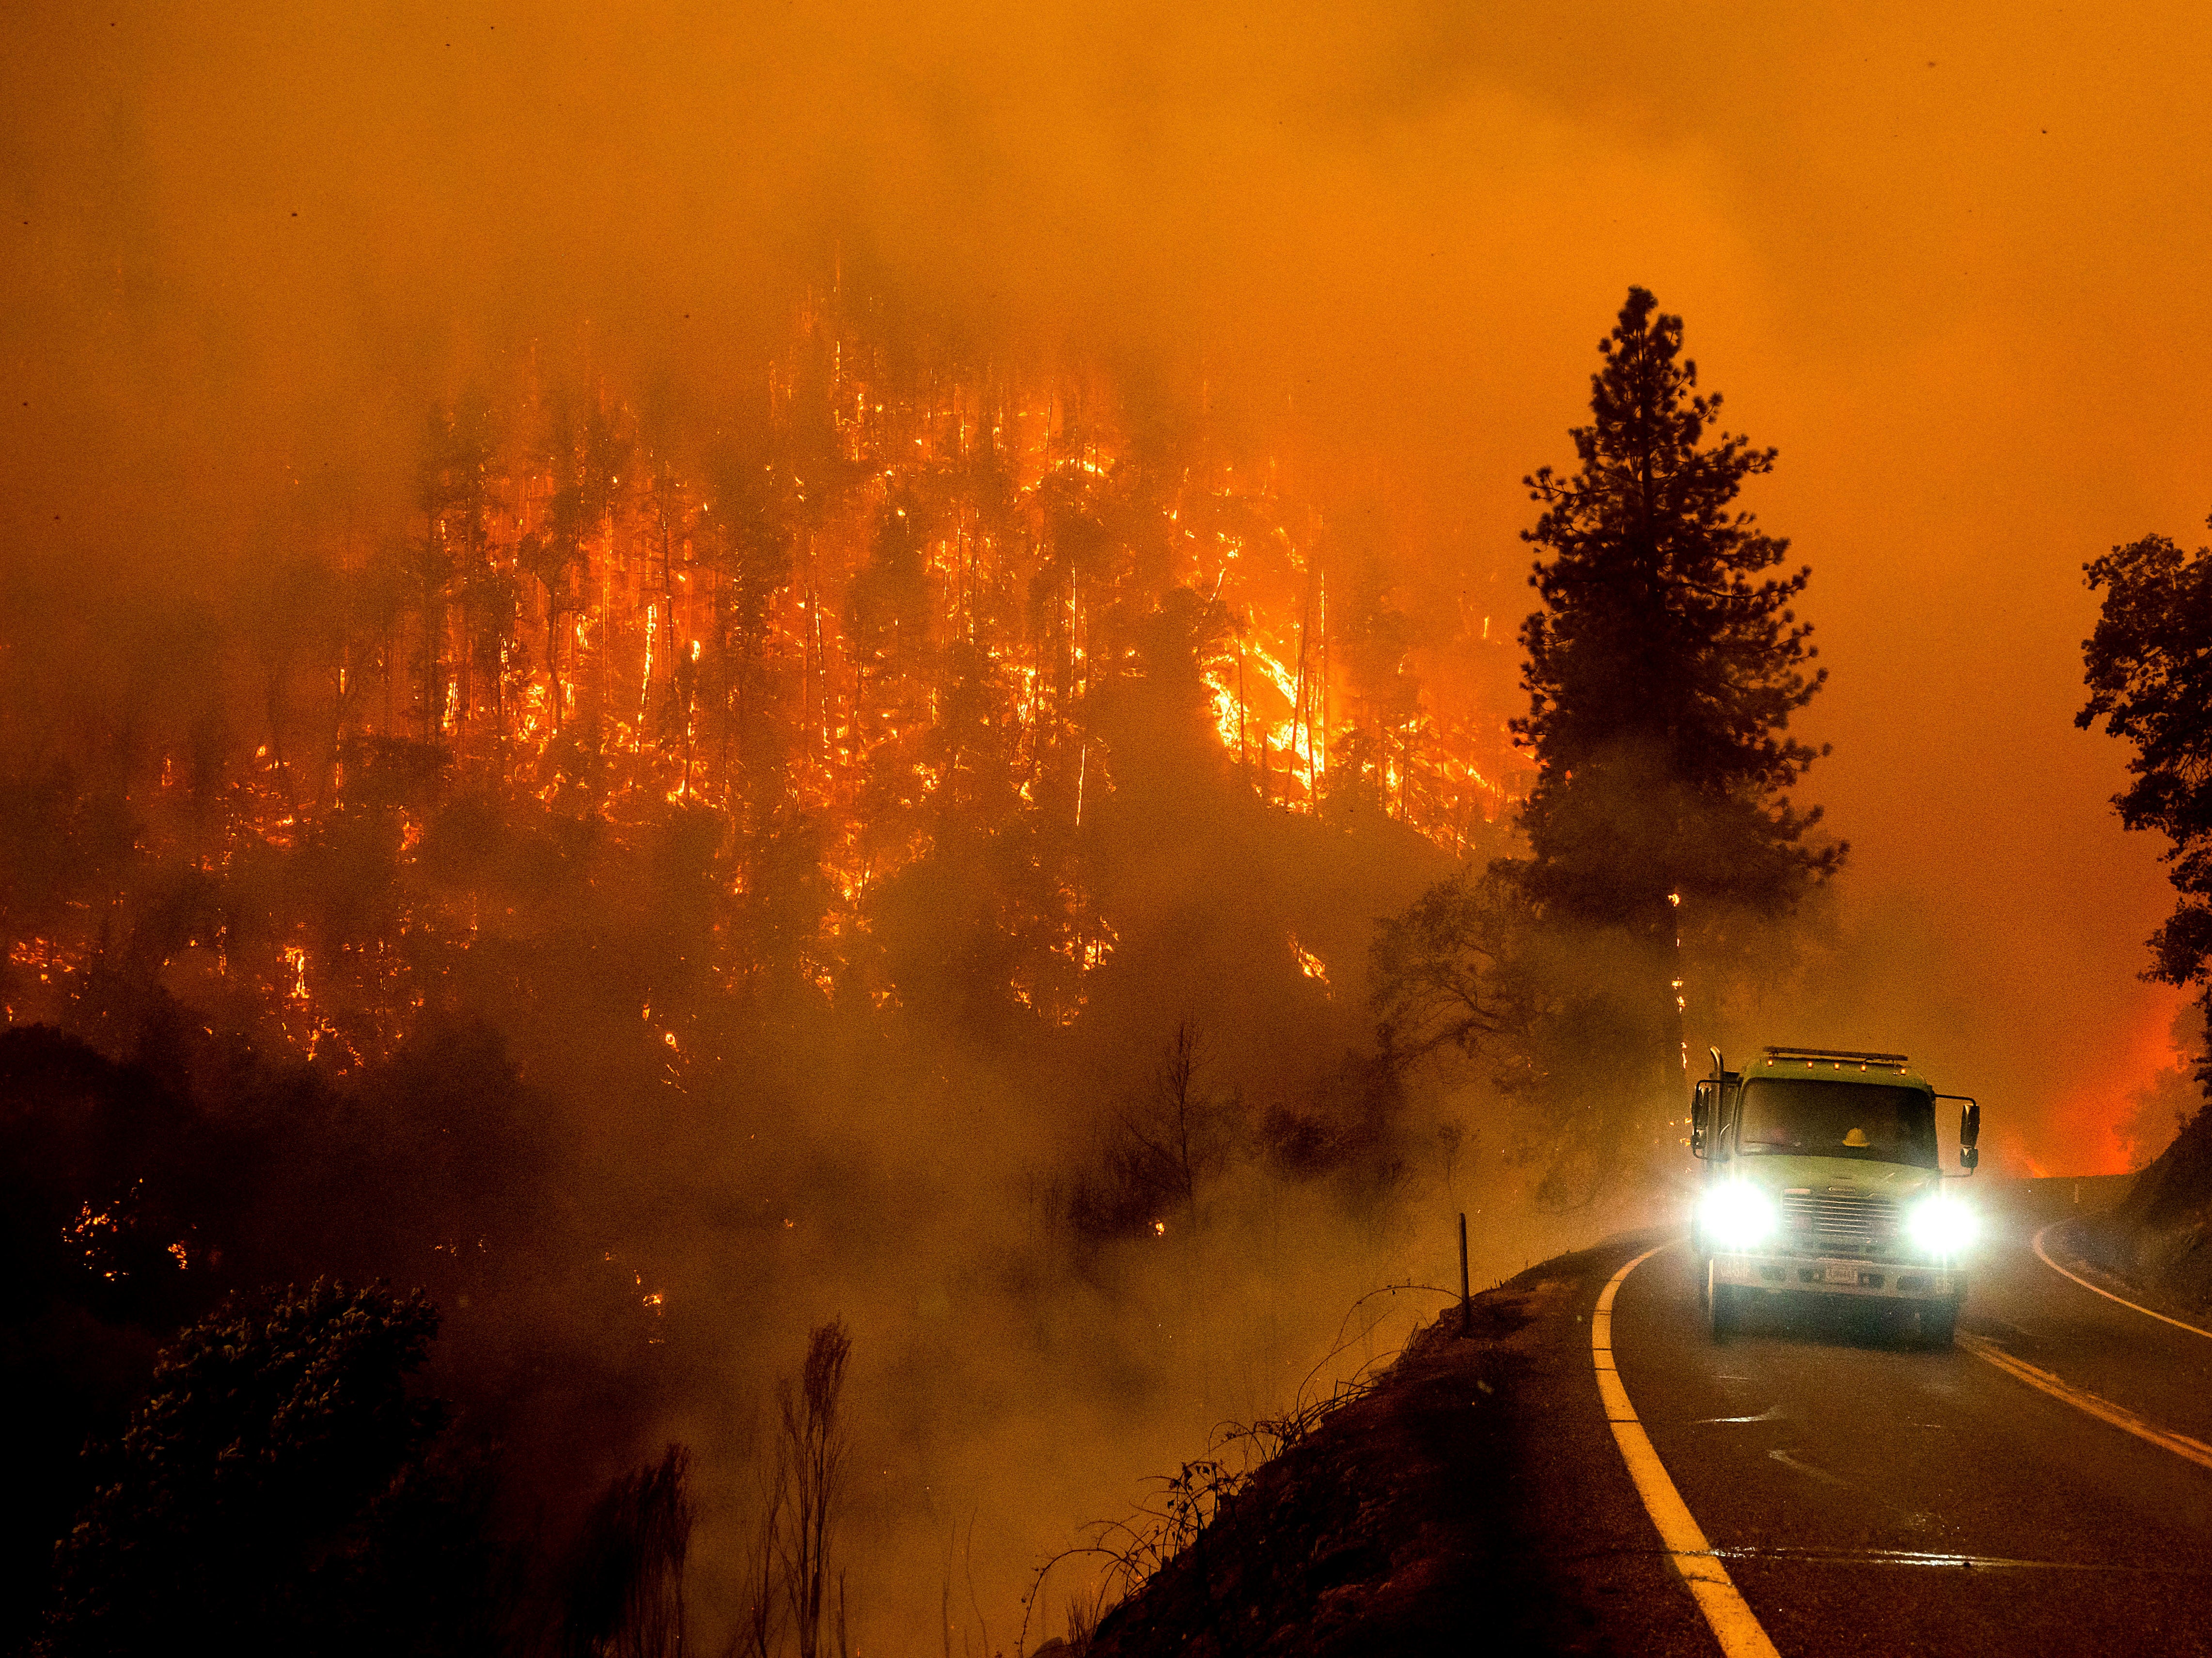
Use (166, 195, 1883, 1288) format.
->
(1760, 1045, 1910, 1068)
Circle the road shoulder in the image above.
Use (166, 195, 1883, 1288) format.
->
(1082, 1233, 1715, 1658)
(2041, 1212, 2212, 1335)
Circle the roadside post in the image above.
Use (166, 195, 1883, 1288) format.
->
(1459, 1212, 1472, 1336)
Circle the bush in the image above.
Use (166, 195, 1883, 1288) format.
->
(42, 1279, 499, 1658)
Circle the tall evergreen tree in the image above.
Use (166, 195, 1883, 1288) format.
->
(1515, 286, 1840, 930)
(1376, 289, 1844, 1202)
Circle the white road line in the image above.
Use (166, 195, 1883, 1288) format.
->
(1595, 1244, 1782, 1658)
(2031, 1220, 2212, 1341)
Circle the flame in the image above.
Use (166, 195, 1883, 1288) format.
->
(0, 301, 1527, 1065)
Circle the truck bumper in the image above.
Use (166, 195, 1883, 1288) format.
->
(1711, 1252, 1965, 1304)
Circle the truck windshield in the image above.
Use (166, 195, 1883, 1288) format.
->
(1735, 1079, 1937, 1167)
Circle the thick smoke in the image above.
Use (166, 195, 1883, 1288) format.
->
(9, 3, 2204, 1174)
(6, 3, 2209, 1649)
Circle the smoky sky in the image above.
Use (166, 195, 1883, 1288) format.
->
(8, 0, 2212, 1170)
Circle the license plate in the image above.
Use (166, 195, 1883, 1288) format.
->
(1825, 1262, 1860, 1285)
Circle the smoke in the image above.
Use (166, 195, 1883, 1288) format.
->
(8, 2, 2212, 1648)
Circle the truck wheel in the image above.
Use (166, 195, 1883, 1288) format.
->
(1708, 1263, 1736, 1341)
(1920, 1299, 1959, 1349)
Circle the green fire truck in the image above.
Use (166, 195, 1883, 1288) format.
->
(1690, 1045, 1982, 1346)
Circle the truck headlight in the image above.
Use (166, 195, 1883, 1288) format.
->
(1702, 1184, 1777, 1249)
(1907, 1195, 1977, 1255)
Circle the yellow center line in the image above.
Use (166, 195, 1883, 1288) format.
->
(1958, 1332, 2212, 1474)
(1595, 1243, 1782, 1658)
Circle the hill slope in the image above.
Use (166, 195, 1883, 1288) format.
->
(1064, 1237, 1712, 1658)
(2076, 1105, 2212, 1312)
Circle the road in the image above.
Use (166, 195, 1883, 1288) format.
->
(1604, 1176, 2212, 1656)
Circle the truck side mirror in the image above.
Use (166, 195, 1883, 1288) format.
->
(1960, 1101, 1980, 1171)
(1691, 1081, 1713, 1158)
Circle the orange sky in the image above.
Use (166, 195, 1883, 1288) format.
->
(7, 0, 2210, 1170)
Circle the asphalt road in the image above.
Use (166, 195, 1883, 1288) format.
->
(1607, 1176, 2212, 1657)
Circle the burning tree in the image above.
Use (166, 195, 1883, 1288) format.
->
(0, 288, 1524, 1071)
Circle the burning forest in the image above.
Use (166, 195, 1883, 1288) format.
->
(0, 287, 1567, 1656)
(9, 3, 2206, 1654)
(2, 291, 1521, 1069)
(1, 266, 1848, 1655)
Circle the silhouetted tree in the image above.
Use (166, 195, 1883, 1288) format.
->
(778, 1319, 853, 1658)
(1094, 585, 1235, 796)
(633, 422, 690, 747)
(559, 1444, 693, 1658)
(348, 539, 408, 741)
(238, 548, 343, 809)
(1515, 286, 1839, 929)
(1331, 516, 1421, 817)
(534, 391, 628, 742)
(463, 560, 526, 775)
(1511, 288, 1840, 1120)
(415, 395, 497, 745)
(518, 526, 580, 737)
(1369, 868, 1534, 1065)
(43, 1280, 495, 1658)
(1372, 290, 1841, 1199)
(2081, 526, 2212, 1076)
(701, 438, 796, 818)
(1070, 1020, 1238, 1239)
(850, 486, 938, 877)
(737, 1448, 787, 1658)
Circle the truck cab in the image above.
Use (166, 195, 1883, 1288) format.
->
(1691, 1045, 1982, 1346)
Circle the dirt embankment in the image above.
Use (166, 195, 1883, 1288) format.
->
(1053, 1236, 1710, 1658)
(2074, 1106, 2212, 1314)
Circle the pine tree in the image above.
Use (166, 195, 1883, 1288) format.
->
(1514, 287, 1841, 932)
(1372, 289, 1844, 1202)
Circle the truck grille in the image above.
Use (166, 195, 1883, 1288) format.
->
(1781, 1188, 1900, 1249)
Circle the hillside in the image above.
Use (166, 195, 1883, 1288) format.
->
(1051, 1236, 1712, 1658)
(2075, 1105, 2212, 1313)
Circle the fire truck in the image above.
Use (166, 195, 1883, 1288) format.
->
(1690, 1045, 1982, 1346)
